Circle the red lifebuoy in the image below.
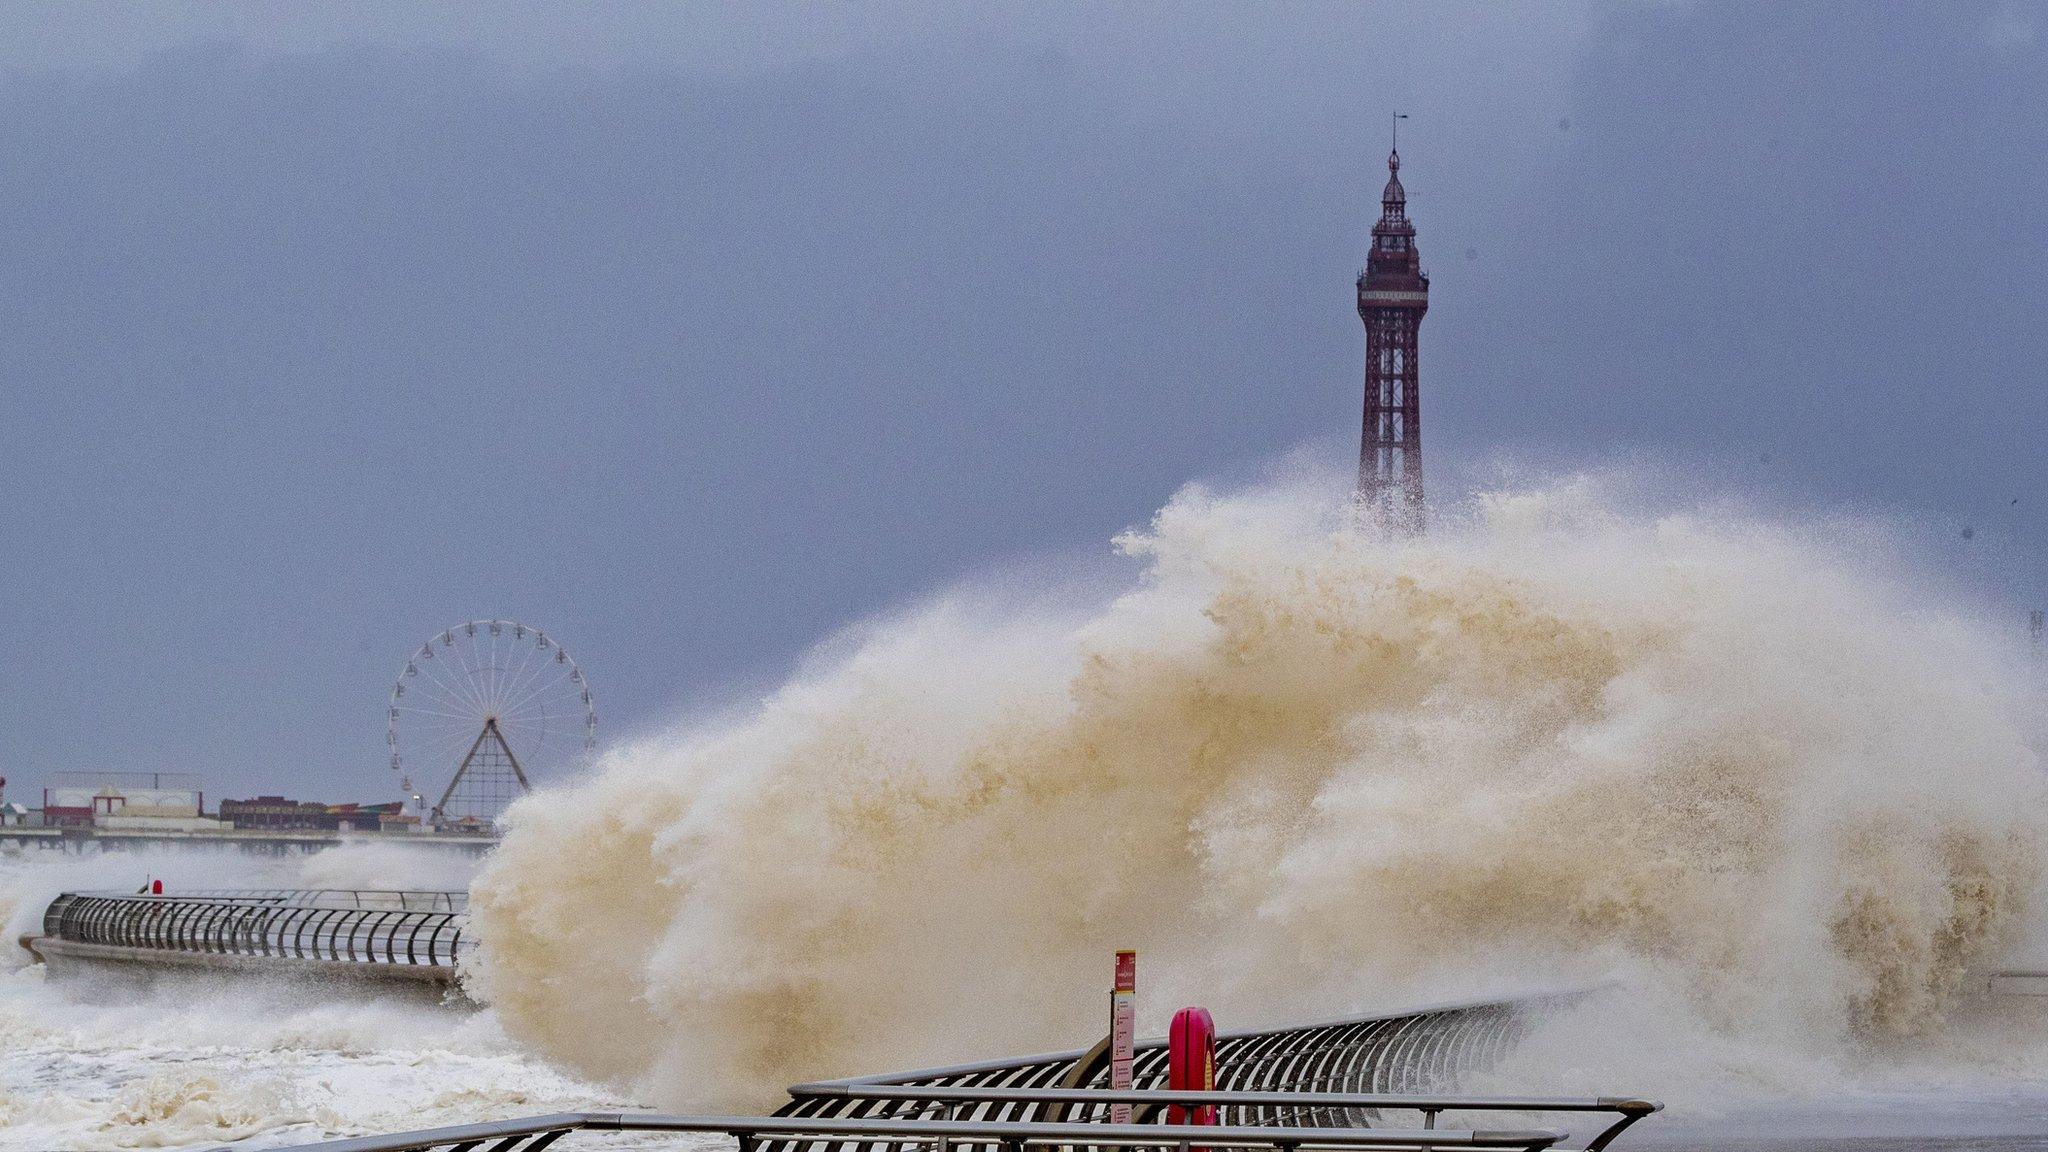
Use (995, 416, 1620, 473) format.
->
(1168, 1006, 1217, 1128)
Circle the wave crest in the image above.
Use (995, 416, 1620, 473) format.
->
(467, 478, 2046, 1108)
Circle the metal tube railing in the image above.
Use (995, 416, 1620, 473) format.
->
(780, 1088, 1660, 1152)
(63, 888, 470, 912)
(776, 996, 1555, 1137)
(37, 890, 472, 971)
(809, 993, 1564, 1093)
(239, 1111, 1570, 1152)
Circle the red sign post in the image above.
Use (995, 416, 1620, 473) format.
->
(1110, 950, 1136, 1124)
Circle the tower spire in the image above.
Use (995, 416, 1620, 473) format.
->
(1356, 117, 1428, 531)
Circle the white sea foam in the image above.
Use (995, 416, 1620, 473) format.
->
(0, 845, 618, 1150)
(0, 962, 625, 1151)
(463, 475, 2048, 1112)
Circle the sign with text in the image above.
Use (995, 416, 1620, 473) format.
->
(1110, 949, 1136, 1124)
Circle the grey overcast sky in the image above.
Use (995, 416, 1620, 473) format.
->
(2, 2, 2044, 802)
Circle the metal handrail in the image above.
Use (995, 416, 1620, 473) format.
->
(794, 991, 1583, 1111)
(808, 992, 1575, 1090)
(242, 1111, 1568, 1152)
(66, 888, 469, 912)
(771, 993, 1566, 1140)
(781, 1088, 1661, 1152)
(40, 891, 471, 969)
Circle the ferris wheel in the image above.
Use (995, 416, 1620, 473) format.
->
(387, 619, 596, 825)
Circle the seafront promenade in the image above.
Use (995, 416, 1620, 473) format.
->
(0, 825, 496, 855)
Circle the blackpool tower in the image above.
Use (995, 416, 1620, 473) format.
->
(1356, 138, 1429, 531)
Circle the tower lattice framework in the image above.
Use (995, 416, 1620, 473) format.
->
(1357, 144, 1429, 531)
(432, 717, 530, 825)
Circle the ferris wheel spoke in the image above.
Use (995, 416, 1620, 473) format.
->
(420, 714, 486, 745)
(507, 724, 584, 760)
(412, 718, 480, 748)
(453, 667, 494, 720)
(408, 683, 478, 717)
(401, 670, 459, 702)
(498, 705, 580, 750)
(501, 727, 572, 763)
(487, 641, 518, 715)
(499, 703, 571, 748)
(490, 622, 511, 712)
(420, 726, 486, 763)
(402, 725, 481, 747)
(403, 683, 477, 732)
(416, 644, 486, 718)
(404, 656, 471, 702)
(479, 623, 498, 712)
(496, 641, 549, 719)
(497, 664, 579, 723)
(421, 736, 478, 765)
(422, 734, 483, 762)
(404, 669, 475, 707)
(453, 628, 499, 715)
(497, 690, 568, 725)
(439, 631, 493, 716)
(407, 699, 488, 742)
(489, 631, 532, 713)
(497, 709, 552, 733)
(394, 702, 488, 724)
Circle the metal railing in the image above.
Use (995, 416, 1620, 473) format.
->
(92, 888, 470, 911)
(242, 1109, 1572, 1152)
(779, 1089, 1658, 1152)
(39, 890, 471, 971)
(783, 994, 1550, 1124)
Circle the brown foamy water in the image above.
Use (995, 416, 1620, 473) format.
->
(465, 477, 2048, 1113)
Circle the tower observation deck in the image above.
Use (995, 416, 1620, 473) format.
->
(1356, 143, 1429, 530)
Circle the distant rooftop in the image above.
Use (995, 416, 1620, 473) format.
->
(48, 771, 203, 790)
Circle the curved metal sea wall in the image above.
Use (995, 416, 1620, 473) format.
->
(31, 889, 471, 983)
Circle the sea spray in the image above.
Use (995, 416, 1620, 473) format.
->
(465, 477, 2047, 1109)
(0, 846, 599, 1151)
(0, 841, 483, 963)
